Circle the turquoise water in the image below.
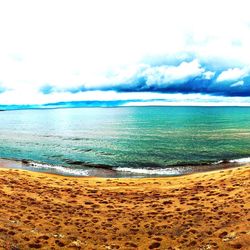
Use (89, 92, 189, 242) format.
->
(0, 107, 250, 177)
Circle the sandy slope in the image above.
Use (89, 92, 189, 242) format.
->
(0, 166, 249, 249)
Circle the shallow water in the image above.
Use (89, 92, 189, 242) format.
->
(0, 107, 250, 177)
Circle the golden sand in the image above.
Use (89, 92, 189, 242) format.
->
(0, 166, 249, 250)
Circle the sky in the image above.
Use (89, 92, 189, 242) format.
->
(1, 0, 250, 108)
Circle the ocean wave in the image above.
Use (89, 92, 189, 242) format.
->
(2, 155, 249, 178)
(62, 159, 114, 170)
(212, 158, 250, 165)
(229, 157, 250, 163)
(27, 162, 90, 176)
(114, 167, 189, 176)
(114, 157, 250, 176)
(212, 159, 230, 164)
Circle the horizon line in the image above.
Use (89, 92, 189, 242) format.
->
(2, 104, 250, 112)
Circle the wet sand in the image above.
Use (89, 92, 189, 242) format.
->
(0, 166, 249, 249)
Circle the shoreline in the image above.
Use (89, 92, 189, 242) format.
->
(0, 157, 247, 178)
(0, 158, 247, 180)
(0, 164, 249, 249)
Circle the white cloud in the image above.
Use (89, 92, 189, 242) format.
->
(1, 90, 250, 107)
(231, 80, 244, 87)
(143, 60, 204, 86)
(122, 93, 250, 106)
(0, 0, 250, 105)
(203, 71, 215, 80)
(216, 68, 248, 82)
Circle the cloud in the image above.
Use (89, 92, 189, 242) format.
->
(2, 92, 250, 110)
(142, 60, 205, 87)
(0, 86, 7, 93)
(203, 71, 215, 80)
(231, 80, 244, 87)
(39, 85, 54, 95)
(1, 57, 250, 106)
(33, 60, 210, 94)
(0, 0, 250, 106)
(216, 68, 248, 82)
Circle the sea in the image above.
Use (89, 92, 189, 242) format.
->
(0, 106, 250, 177)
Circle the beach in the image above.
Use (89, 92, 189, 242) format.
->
(0, 165, 249, 249)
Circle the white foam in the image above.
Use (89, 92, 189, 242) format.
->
(213, 160, 224, 164)
(28, 162, 89, 176)
(115, 167, 184, 175)
(229, 157, 250, 164)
